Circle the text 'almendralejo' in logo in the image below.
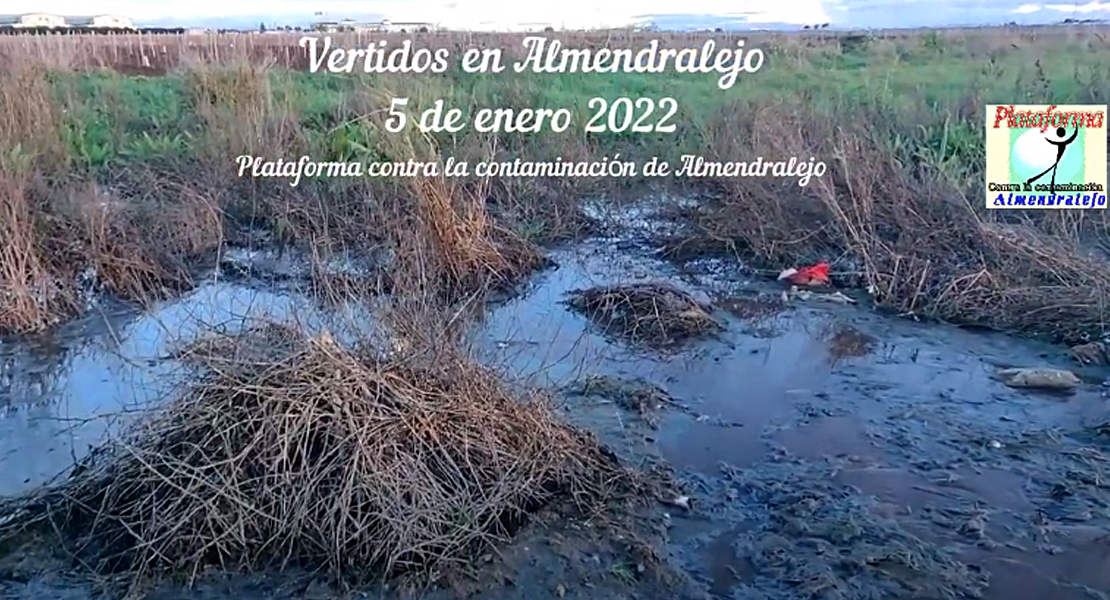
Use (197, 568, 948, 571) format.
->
(985, 104, 1108, 209)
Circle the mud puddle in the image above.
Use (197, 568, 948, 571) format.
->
(470, 200, 1110, 600)
(2, 198, 1110, 599)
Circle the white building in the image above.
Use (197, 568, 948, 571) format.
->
(67, 15, 135, 29)
(0, 13, 67, 28)
(70, 15, 135, 29)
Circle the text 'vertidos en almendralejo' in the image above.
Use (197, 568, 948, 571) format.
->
(299, 35, 765, 134)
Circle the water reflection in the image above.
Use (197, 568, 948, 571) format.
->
(0, 284, 372, 497)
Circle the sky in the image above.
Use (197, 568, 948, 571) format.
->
(10, 0, 1110, 29)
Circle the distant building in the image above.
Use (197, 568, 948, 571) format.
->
(380, 19, 436, 32)
(0, 12, 67, 28)
(68, 15, 135, 29)
(311, 18, 436, 32)
(312, 18, 360, 32)
(311, 20, 348, 32)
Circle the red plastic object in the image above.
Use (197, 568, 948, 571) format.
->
(787, 262, 831, 286)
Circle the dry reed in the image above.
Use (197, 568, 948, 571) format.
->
(565, 282, 722, 345)
(0, 322, 642, 592)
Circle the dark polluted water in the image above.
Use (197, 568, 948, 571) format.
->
(2, 203, 1110, 600)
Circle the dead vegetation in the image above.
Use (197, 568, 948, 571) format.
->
(565, 282, 723, 346)
(675, 101, 1110, 344)
(824, 323, 876, 362)
(0, 322, 645, 592)
(563, 374, 687, 431)
(0, 52, 553, 334)
(1071, 340, 1109, 365)
(395, 175, 548, 296)
(565, 374, 678, 415)
(0, 166, 222, 333)
(716, 294, 786, 322)
(564, 375, 680, 431)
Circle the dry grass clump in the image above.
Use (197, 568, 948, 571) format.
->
(931, 221, 1110, 341)
(1071, 340, 1110, 365)
(565, 374, 678, 415)
(401, 175, 548, 296)
(565, 282, 722, 345)
(823, 323, 876, 362)
(716, 294, 787, 322)
(0, 63, 68, 171)
(0, 54, 546, 333)
(4, 322, 637, 589)
(563, 374, 683, 430)
(182, 59, 304, 164)
(0, 173, 77, 332)
(0, 171, 221, 333)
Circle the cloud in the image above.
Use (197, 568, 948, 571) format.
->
(1044, 2, 1110, 12)
(1012, 1, 1110, 13)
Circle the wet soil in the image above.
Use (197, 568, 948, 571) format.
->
(3, 197, 1110, 600)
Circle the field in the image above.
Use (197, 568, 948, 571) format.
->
(1, 26, 1110, 600)
(0, 28, 1108, 337)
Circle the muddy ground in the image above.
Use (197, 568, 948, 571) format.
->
(2, 196, 1110, 600)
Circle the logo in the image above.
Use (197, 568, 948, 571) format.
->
(985, 104, 1107, 209)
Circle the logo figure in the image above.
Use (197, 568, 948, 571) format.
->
(1025, 126, 1079, 193)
